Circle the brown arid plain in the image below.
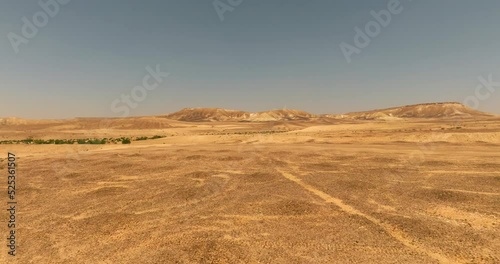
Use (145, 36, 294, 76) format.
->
(0, 102, 499, 263)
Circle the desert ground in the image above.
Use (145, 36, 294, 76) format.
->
(0, 113, 499, 263)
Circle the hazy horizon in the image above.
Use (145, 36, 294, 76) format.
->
(2, 0, 499, 119)
(1, 101, 497, 120)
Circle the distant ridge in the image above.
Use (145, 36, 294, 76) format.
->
(0, 116, 173, 129)
(341, 102, 493, 120)
(163, 108, 317, 122)
(163, 108, 248, 122)
(1, 102, 495, 123)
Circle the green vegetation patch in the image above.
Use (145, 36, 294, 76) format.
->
(0, 135, 167, 145)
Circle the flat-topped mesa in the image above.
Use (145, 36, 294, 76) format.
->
(180, 107, 242, 112)
(164, 108, 249, 122)
(248, 109, 317, 121)
(164, 108, 317, 122)
(405, 102, 462, 106)
(343, 102, 493, 120)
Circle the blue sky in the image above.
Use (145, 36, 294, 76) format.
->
(1, 0, 499, 118)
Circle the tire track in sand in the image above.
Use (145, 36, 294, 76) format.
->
(276, 168, 457, 264)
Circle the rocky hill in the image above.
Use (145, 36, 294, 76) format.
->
(341, 102, 493, 120)
(164, 108, 317, 122)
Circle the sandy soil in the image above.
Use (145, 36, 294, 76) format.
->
(0, 117, 498, 263)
